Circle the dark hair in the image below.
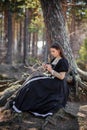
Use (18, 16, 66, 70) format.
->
(50, 43, 65, 58)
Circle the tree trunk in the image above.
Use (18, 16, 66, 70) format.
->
(34, 32, 38, 58)
(12, 14, 16, 63)
(40, 0, 77, 72)
(32, 32, 35, 57)
(23, 9, 29, 65)
(5, 10, 13, 64)
(69, 0, 76, 57)
(4, 10, 8, 46)
(17, 20, 23, 63)
(44, 42, 49, 63)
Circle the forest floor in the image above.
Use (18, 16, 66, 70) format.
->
(0, 64, 87, 130)
(0, 101, 87, 130)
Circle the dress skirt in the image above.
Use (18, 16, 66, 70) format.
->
(13, 75, 69, 117)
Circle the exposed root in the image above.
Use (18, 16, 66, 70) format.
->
(77, 67, 87, 81)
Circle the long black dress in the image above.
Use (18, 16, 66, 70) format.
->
(12, 58, 69, 117)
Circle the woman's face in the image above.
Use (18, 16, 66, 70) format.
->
(50, 48, 60, 58)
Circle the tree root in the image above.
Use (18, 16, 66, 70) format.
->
(77, 67, 87, 82)
(41, 108, 77, 130)
(78, 80, 87, 91)
(42, 116, 57, 130)
(0, 84, 21, 106)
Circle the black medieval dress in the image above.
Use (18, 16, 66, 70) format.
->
(12, 58, 69, 117)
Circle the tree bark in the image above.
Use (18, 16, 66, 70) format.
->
(40, 0, 77, 72)
(34, 32, 38, 58)
(77, 68, 87, 81)
(4, 10, 8, 46)
(23, 9, 29, 65)
(5, 10, 13, 64)
(17, 20, 23, 63)
(32, 32, 35, 57)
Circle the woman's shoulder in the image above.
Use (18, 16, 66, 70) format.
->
(59, 57, 68, 63)
(51, 57, 68, 64)
(57, 57, 69, 71)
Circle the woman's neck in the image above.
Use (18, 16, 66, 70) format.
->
(56, 56, 62, 59)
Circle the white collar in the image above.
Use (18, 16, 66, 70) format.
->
(52, 57, 62, 65)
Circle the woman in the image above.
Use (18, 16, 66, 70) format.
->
(12, 43, 69, 117)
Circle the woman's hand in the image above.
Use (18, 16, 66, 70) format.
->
(42, 63, 47, 70)
(45, 64, 52, 73)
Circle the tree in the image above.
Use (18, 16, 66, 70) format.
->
(23, 8, 30, 65)
(0, 0, 42, 64)
(65, 0, 87, 58)
(79, 38, 87, 63)
(39, 0, 87, 95)
(5, 9, 13, 64)
(40, 0, 77, 72)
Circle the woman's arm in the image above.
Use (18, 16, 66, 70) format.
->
(45, 64, 66, 80)
(51, 70, 66, 80)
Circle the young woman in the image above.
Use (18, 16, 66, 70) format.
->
(11, 43, 69, 117)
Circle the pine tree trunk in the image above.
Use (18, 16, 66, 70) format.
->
(4, 10, 8, 46)
(5, 10, 13, 64)
(28, 32, 31, 59)
(68, 1, 76, 57)
(40, 0, 77, 72)
(12, 14, 16, 63)
(32, 32, 35, 57)
(17, 20, 23, 63)
(23, 9, 29, 65)
(34, 32, 38, 58)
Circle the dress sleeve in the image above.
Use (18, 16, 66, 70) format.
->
(58, 58, 69, 72)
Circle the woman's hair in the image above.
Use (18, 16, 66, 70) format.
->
(50, 43, 65, 58)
